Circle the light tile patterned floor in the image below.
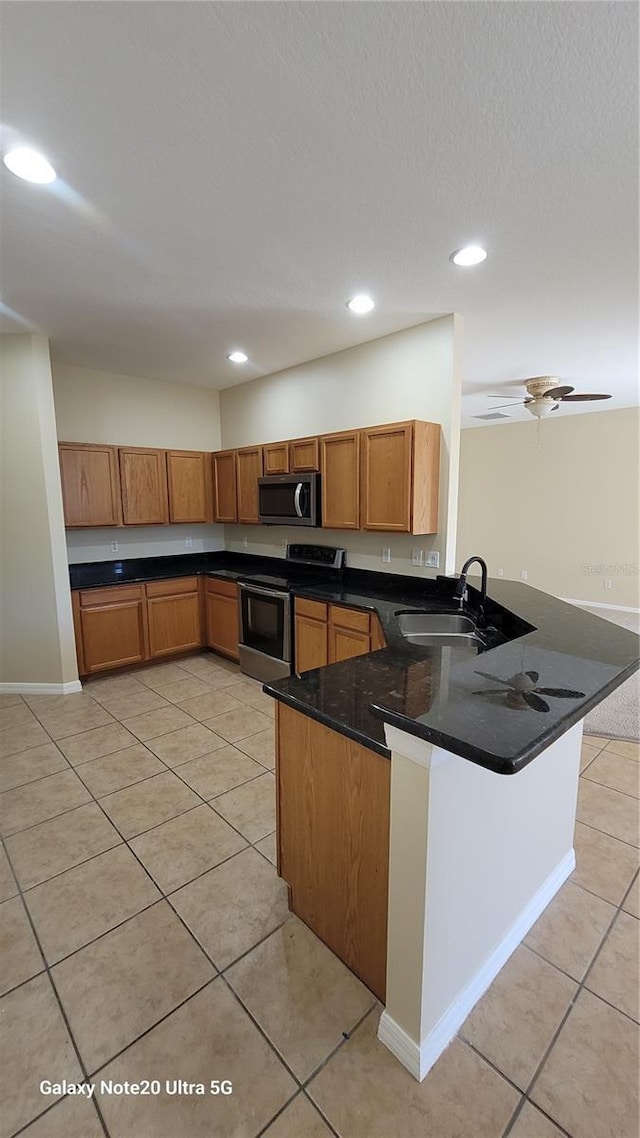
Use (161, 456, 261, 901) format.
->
(0, 659, 638, 1138)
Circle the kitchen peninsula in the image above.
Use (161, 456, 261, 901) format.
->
(263, 571, 639, 1081)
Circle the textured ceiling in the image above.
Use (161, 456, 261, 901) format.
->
(1, 1, 637, 425)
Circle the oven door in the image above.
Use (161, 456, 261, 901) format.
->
(238, 583, 292, 681)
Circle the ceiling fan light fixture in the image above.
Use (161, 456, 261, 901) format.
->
(450, 245, 487, 267)
(526, 397, 559, 419)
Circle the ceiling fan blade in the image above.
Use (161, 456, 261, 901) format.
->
(486, 401, 525, 410)
(522, 692, 550, 713)
(544, 385, 574, 399)
(536, 687, 586, 699)
(487, 392, 523, 397)
(560, 393, 612, 402)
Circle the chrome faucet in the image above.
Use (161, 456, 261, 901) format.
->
(454, 556, 488, 627)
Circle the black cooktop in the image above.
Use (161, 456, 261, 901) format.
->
(237, 544, 346, 593)
(237, 571, 337, 592)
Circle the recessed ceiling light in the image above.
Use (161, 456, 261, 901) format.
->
(3, 147, 57, 184)
(227, 350, 248, 364)
(450, 245, 488, 267)
(346, 294, 375, 315)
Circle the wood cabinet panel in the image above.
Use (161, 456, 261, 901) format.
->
(263, 443, 289, 475)
(119, 448, 169, 525)
(295, 597, 328, 622)
(58, 444, 122, 527)
(370, 615, 387, 651)
(206, 585, 239, 660)
(145, 576, 199, 598)
(295, 615, 329, 674)
(289, 438, 319, 472)
(361, 423, 412, 532)
(78, 585, 148, 674)
(147, 590, 202, 658)
(206, 576, 238, 599)
(329, 604, 371, 636)
(167, 451, 212, 523)
(277, 704, 390, 1000)
(212, 451, 238, 523)
(410, 420, 441, 535)
(328, 624, 371, 663)
(320, 431, 360, 530)
(236, 447, 264, 524)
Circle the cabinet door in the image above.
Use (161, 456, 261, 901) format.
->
(289, 437, 319, 473)
(410, 421, 441, 535)
(146, 578, 202, 658)
(295, 616, 328, 673)
(58, 444, 122, 527)
(206, 582, 239, 660)
(361, 423, 412, 532)
(212, 451, 238, 523)
(167, 451, 212, 523)
(329, 625, 371, 663)
(78, 586, 148, 674)
(119, 448, 169, 525)
(263, 442, 289, 475)
(236, 447, 264, 524)
(320, 431, 360, 529)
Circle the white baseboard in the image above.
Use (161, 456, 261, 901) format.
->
(0, 680, 83, 695)
(378, 848, 575, 1082)
(562, 597, 640, 614)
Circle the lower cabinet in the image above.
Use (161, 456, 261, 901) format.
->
(205, 578, 239, 661)
(74, 585, 148, 675)
(146, 578, 202, 659)
(294, 598, 386, 673)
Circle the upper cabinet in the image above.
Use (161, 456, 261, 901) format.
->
(320, 430, 360, 530)
(212, 450, 238, 523)
(360, 421, 440, 534)
(119, 447, 169, 525)
(58, 443, 122, 528)
(263, 442, 289, 476)
(289, 437, 320, 473)
(167, 450, 212, 524)
(236, 446, 264, 524)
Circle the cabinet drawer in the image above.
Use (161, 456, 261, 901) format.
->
(329, 605, 370, 634)
(206, 576, 238, 599)
(78, 585, 144, 607)
(145, 577, 199, 598)
(295, 597, 328, 622)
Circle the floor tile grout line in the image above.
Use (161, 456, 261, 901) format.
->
(1, 841, 112, 1138)
(574, 815, 640, 851)
(299, 1002, 380, 1093)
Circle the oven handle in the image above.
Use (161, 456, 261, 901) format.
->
(238, 582, 289, 601)
(294, 482, 304, 518)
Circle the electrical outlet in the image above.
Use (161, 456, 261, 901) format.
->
(424, 550, 440, 568)
(242, 536, 248, 549)
(411, 549, 423, 567)
(110, 541, 119, 554)
(605, 578, 612, 590)
(185, 537, 193, 548)
(382, 547, 391, 563)
(497, 568, 504, 577)
(520, 569, 528, 580)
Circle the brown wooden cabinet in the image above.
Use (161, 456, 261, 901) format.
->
(212, 450, 238, 523)
(294, 598, 329, 673)
(320, 431, 360, 530)
(361, 421, 440, 534)
(276, 703, 390, 1001)
(294, 599, 385, 673)
(205, 577, 239, 660)
(119, 448, 169, 525)
(263, 442, 289, 475)
(146, 578, 202, 659)
(167, 451, 212, 523)
(236, 446, 264, 524)
(76, 585, 148, 674)
(289, 437, 319, 473)
(58, 443, 122, 527)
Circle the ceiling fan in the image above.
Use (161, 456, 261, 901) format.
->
(488, 376, 612, 419)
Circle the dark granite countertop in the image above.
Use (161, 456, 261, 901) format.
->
(69, 551, 284, 589)
(264, 577, 639, 775)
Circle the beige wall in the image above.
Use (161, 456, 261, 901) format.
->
(52, 363, 225, 562)
(1, 336, 78, 686)
(457, 408, 640, 608)
(220, 316, 463, 575)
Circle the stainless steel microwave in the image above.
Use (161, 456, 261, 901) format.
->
(257, 473, 321, 527)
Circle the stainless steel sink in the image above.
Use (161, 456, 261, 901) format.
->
(396, 611, 484, 648)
